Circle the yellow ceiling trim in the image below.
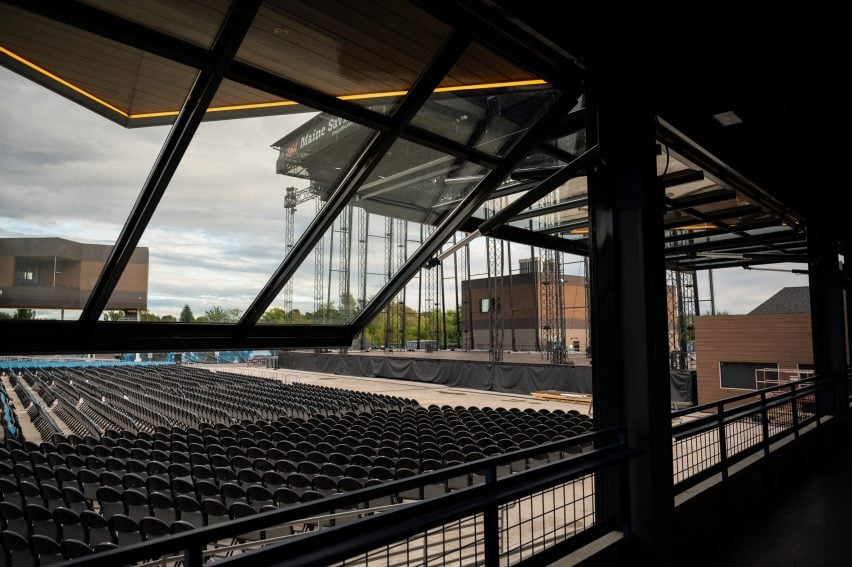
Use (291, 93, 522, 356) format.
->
(129, 100, 300, 119)
(2, 44, 548, 122)
(0, 45, 129, 118)
(673, 223, 717, 231)
(433, 79, 547, 93)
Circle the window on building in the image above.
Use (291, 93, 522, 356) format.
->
(720, 361, 778, 390)
(480, 298, 491, 313)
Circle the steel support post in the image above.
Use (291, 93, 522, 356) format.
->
(587, 51, 673, 561)
(807, 226, 849, 422)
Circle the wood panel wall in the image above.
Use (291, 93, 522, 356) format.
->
(694, 314, 813, 404)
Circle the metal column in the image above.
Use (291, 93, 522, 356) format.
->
(808, 226, 849, 420)
(587, 50, 674, 562)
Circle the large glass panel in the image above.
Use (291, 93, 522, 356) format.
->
(260, 138, 485, 325)
(410, 43, 558, 156)
(80, 0, 232, 49)
(0, 3, 200, 128)
(0, 9, 195, 320)
(106, 81, 374, 323)
(236, 0, 451, 112)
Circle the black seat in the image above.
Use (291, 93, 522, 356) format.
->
(122, 489, 150, 522)
(0, 529, 34, 567)
(25, 503, 59, 541)
(246, 485, 274, 511)
(80, 510, 114, 547)
(175, 495, 203, 528)
(93, 541, 119, 553)
(61, 485, 90, 514)
(60, 538, 92, 560)
(53, 506, 86, 543)
(0, 502, 27, 537)
(201, 499, 228, 526)
(139, 516, 170, 539)
(95, 486, 123, 518)
(108, 514, 142, 547)
(149, 491, 176, 525)
(170, 520, 195, 534)
(273, 487, 299, 507)
(29, 534, 62, 565)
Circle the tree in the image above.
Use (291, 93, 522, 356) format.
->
(103, 310, 124, 321)
(260, 307, 287, 324)
(13, 309, 36, 320)
(179, 304, 194, 322)
(160, 314, 177, 322)
(0, 312, 11, 320)
(204, 305, 241, 322)
(139, 310, 161, 322)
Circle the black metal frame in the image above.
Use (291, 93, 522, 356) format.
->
(0, 0, 586, 354)
(671, 376, 832, 493)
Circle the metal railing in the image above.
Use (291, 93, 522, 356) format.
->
(672, 375, 831, 493)
(62, 427, 637, 567)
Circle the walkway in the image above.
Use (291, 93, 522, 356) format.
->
(0, 372, 42, 443)
(702, 440, 852, 566)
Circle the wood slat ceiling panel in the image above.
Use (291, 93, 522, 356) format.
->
(79, 0, 232, 49)
(211, 79, 295, 108)
(0, 4, 197, 119)
(444, 42, 537, 87)
(235, 0, 453, 98)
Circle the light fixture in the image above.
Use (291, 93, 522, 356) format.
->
(711, 111, 744, 127)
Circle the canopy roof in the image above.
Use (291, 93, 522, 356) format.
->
(0, 0, 835, 353)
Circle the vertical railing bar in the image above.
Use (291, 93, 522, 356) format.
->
(791, 382, 800, 439)
(716, 402, 728, 482)
(484, 464, 499, 567)
(760, 391, 770, 458)
(183, 542, 203, 567)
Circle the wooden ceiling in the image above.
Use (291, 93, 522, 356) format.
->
(0, 0, 542, 128)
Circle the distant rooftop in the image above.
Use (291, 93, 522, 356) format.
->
(749, 286, 810, 315)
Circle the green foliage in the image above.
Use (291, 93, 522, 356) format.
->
(160, 314, 177, 322)
(179, 304, 194, 322)
(102, 310, 124, 321)
(203, 305, 241, 322)
(139, 310, 160, 321)
(701, 309, 732, 316)
(0, 312, 12, 320)
(13, 308, 36, 320)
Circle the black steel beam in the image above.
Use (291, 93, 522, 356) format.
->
(664, 219, 782, 243)
(659, 168, 704, 187)
(665, 230, 805, 256)
(0, 322, 352, 356)
(666, 188, 733, 210)
(352, 94, 582, 332)
(539, 219, 588, 235)
(458, 217, 588, 255)
(509, 196, 589, 223)
(478, 146, 598, 235)
(80, 1, 261, 322)
(239, 32, 473, 326)
(664, 203, 763, 228)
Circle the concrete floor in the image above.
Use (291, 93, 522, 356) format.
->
(700, 441, 852, 567)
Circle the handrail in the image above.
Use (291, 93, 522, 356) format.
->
(672, 373, 831, 493)
(62, 426, 631, 567)
(672, 375, 825, 417)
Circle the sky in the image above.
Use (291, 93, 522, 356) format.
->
(0, 66, 809, 319)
